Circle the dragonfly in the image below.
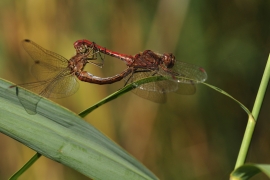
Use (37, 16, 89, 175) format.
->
(11, 39, 132, 114)
(73, 40, 208, 103)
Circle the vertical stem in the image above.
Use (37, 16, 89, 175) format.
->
(235, 54, 270, 169)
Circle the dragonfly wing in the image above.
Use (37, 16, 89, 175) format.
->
(10, 73, 79, 114)
(124, 70, 178, 103)
(159, 61, 207, 84)
(123, 68, 197, 102)
(173, 61, 207, 83)
(131, 81, 196, 102)
(174, 83, 196, 95)
(132, 88, 166, 103)
(39, 73, 79, 99)
(17, 72, 79, 99)
(124, 71, 178, 92)
(31, 63, 68, 81)
(22, 39, 69, 80)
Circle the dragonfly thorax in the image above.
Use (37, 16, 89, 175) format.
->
(68, 54, 89, 74)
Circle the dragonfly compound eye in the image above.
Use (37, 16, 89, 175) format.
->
(75, 45, 88, 54)
(163, 53, 175, 68)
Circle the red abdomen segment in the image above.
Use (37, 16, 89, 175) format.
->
(74, 39, 134, 65)
(76, 68, 132, 85)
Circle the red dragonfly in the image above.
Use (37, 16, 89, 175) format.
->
(12, 39, 132, 114)
(73, 40, 208, 103)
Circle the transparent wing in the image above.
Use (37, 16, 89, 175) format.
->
(19, 71, 79, 99)
(132, 88, 166, 103)
(159, 60, 208, 84)
(10, 72, 79, 114)
(126, 70, 179, 93)
(22, 39, 69, 80)
(123, 67, 198, 102)
(123, 70, 176, 103)
(40, 73, 80, 98)
(14, 40, 79, 114)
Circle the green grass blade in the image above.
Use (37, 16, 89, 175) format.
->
(9, 153, 41, 180)
(79, 75, 167, 117)
(0, 78, 158, 180)
(201, 82, 252, 115)
(230, 164, 270, 180)
(251, 53, 270, 120)
(235, 54, 270, 169)
(202, 54, 270, 171)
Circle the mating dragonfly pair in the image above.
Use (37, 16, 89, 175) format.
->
(12, 39, 207, 114)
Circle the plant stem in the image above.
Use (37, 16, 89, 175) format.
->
(9, 153, 41, 180)
(235, 54, 270, 169)
(79, 75, 167, 117)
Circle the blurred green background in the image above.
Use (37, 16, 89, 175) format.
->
(0, 0, 269, 179)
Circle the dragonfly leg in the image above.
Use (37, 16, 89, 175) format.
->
(123, 68, 135, 87)
(83, 43, 105, 68)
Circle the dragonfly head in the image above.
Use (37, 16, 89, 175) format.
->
(74, 43, 89, 55)
(162, 53, 175, 68)
(74, 40, 96, 55)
